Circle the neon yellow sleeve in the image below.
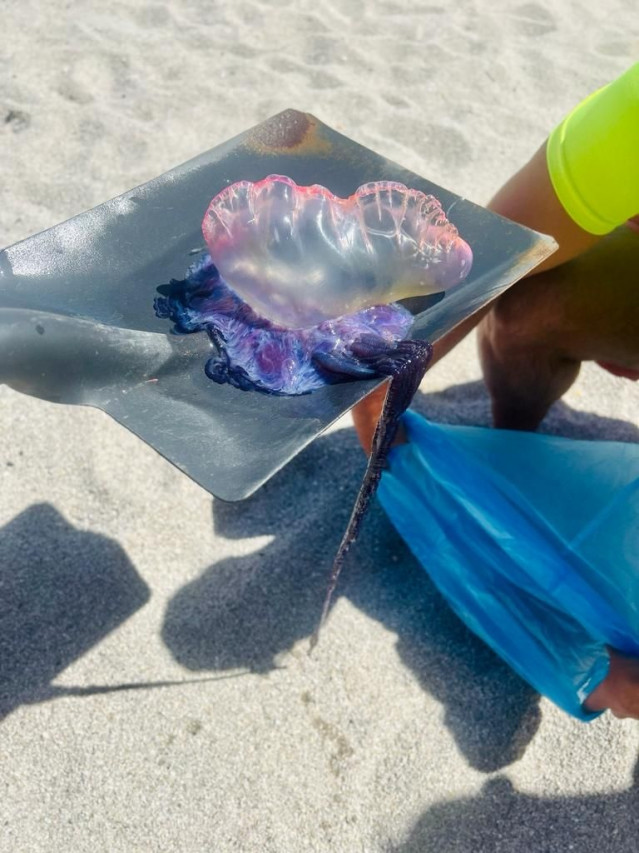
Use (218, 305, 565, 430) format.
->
(546, 62, 639, 235)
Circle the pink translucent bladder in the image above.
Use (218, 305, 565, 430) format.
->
(202, 175, 473, 328)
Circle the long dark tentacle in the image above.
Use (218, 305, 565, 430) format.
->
(309, 339, 433, 651)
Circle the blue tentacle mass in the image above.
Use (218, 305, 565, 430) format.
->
(155, 253, 418, 396)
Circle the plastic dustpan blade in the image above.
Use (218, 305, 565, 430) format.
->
(0, 110, 556, 501)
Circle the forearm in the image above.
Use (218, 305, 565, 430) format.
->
(488, 142, 600, 271)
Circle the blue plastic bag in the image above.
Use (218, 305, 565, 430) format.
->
(378, 410, 639, 720)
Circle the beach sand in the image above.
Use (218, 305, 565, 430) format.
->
(1, 1, 638, 850)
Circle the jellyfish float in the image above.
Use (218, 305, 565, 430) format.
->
(155, 175, 473, 645)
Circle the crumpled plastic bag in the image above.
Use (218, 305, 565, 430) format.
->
(378, 410, 639, 719)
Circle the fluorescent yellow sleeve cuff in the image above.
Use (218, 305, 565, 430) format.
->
(546, 62, 639, 235)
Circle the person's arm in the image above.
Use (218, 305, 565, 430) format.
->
(488, 142, 601, 271)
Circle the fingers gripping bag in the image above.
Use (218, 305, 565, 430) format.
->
(377, 410, 639, 720)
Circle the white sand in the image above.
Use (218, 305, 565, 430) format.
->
(1, 1, 639, 850)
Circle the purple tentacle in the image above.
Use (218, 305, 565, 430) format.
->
(309, 339, 433, 651)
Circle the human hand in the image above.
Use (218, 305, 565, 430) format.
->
(584, 647, 639, 719)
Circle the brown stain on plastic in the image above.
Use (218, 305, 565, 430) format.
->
(244, 109, 331, 156)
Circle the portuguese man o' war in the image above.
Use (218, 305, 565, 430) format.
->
(202, 175, 472, 328)
(155, 175, 473, 646)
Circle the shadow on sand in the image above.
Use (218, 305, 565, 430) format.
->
(0, 502, 150, 719)
(392, 762, 639, 852)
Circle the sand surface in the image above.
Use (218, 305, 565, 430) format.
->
(1, 1, 639, 850)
